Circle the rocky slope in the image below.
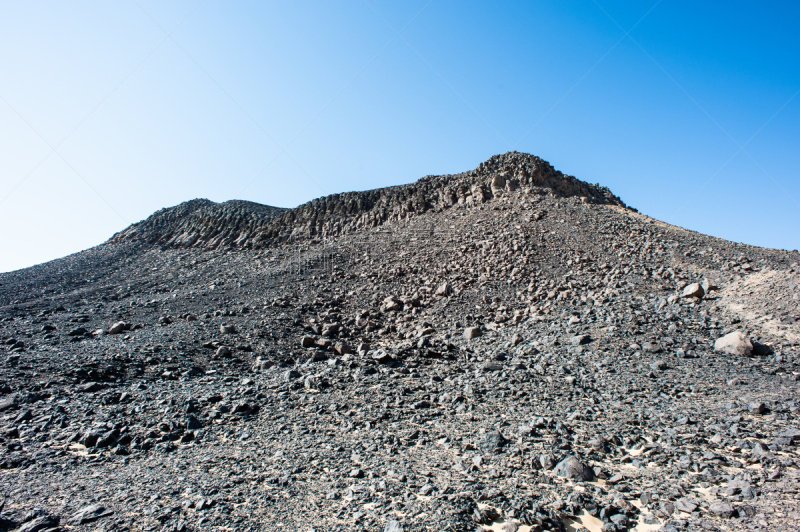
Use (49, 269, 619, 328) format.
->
(0, 153, 799, 532)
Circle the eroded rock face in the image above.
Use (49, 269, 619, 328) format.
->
(109, 152, 626, 250)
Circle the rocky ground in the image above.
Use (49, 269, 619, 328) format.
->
(0, 153, 798, 532)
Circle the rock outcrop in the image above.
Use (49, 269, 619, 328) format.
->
(109, 152, 625, 250)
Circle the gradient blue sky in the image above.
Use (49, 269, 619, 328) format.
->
(1, 0, 798, 272)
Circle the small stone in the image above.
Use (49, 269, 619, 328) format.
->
(234, 402, 254, 413)
(0, 395, 17, 412)
(643, 514, 660, 525)
(607, 473, 624, 484)
(283, 369, 301, 382)
(77, 382, 104, 393)
(186, 415, 202, 430)
(610, 514, 628, 528)
(659, 501, 675, 515)
(777, 428, 800, 442)
(502, 521, 519, 532)
(321, 323, 340, 336)
(642, 341, 659, 353)
(15, 409, 34, 422)
(220, 324, 237, 334)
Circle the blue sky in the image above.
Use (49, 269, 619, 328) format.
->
(1, 0, 798, 272)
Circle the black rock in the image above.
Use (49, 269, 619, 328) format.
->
(553, 455, 595, 481)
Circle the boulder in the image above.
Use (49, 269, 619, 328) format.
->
(216, 346, 232, 357)
(538, 453, 556, 470)
(570, 334, 590, 346)
(491, 174, 506, 196)
(553, 455, 595, 481)
(714, 331, 753, 356)
(701, 278, 718, 292)
(107, 321, 128, 334)
(301, 336, 315, 348)
(371, 350, 394, 364)
(477, 430, 506, 454)
(682, 283, 704, 299)
(709, 502, 735, 518)
(463, 327, 482, 340)
(435, 283, 452, 297)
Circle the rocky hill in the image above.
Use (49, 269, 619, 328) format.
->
(0, 153, 799, 532)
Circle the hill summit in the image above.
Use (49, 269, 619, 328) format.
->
(110, 152, 625, 249)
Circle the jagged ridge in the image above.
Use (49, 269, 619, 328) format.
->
(109, 152, 626, 250)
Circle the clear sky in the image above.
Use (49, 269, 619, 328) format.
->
(1, 0, 798, 273)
